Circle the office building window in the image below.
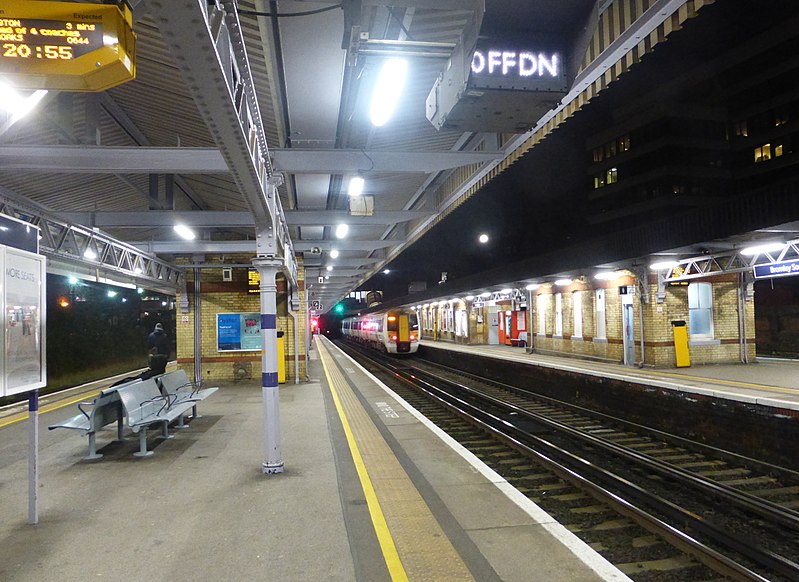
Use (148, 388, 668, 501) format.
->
(688, 282, 714, 339)
(754, 143, 772, 162)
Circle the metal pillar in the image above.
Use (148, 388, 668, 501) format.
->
(28, 390, 39, 525)
(253, 258, 284, 474)
(193, 267, 202, 386)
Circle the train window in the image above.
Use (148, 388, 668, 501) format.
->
(409, 313, 419, 330)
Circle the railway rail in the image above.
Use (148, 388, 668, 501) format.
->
(338, 340, 799, 582)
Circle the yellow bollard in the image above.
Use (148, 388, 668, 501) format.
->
(671, 320, 691, 368)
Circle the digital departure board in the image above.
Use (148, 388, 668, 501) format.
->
(0, 1, 136, 92)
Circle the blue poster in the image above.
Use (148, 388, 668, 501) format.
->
(217, 313, 262, 351)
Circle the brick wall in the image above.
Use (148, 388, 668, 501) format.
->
(175, 259, 307, 383)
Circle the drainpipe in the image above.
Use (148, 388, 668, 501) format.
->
(193, 267, 202, 384)
(527, 288, 535, 353)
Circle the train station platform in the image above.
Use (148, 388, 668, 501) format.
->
(0, 337, 627, 581)
(420, 341, 799, 413)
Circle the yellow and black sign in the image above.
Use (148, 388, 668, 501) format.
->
(248, 269, 260, 294)
(0, 1, 136, 91)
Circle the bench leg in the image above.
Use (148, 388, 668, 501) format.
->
(84, 432, 103, 461)
(175, 413, 189, 429)
(133, 428, 154, 457)
(192, 404, 201, 419)
(159, 421, 174, 439)
(116, 413, 125, 442)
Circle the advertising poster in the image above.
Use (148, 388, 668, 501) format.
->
(4, 247, 46, 396)
(217, 312, 261, 352)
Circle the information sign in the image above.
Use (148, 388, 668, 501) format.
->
(753, 259, 799, 279)
(217, 313, 261, 352)
(0, 1, 136, 91)
(2, 245, 46, 396)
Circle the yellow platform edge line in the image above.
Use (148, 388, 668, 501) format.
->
(317, 341, 409, 582)
(0, 390, 100, 429)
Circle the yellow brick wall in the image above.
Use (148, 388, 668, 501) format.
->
(175, 259, 308, 383)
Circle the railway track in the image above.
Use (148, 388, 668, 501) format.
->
(338, 340, 799, 581)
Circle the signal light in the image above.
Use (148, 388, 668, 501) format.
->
(310, 318, 318, 329)
(334, 303, 344, 314)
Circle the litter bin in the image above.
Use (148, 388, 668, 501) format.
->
(671, 320, 690, 368)
(277, 331, 286, 384)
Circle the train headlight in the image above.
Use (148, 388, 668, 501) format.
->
(391, 335, 398, 341)
(410, 334, 416, 341)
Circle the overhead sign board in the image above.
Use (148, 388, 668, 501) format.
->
(0, 0, 136, 91)
(753, 259, 799, 279)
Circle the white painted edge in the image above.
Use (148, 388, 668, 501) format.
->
(328, 339, 633, 582)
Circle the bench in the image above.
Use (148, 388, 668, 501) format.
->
(48, 384, 129, 460)
(116, 378, 198, 457)
(156, 369, 218, 420)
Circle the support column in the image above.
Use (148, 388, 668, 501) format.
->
(28, 390, 39, 525)
(253, 257, 284, 474)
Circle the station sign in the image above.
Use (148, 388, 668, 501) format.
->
(0, 0, 136, 91)
(469, 39, 566, 93)
(753, 259, 799, 279)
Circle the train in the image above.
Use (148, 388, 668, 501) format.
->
(341, 308, 420, 354)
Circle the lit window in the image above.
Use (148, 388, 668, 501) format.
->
(555, 293, 563, 337)
(775, 143, 784, 157)
(754, 143, 772, 163)
(572, 291, 583, 338)
(606, 168, 618, 184)
(734, 120, 748, 137)
(619, 135, 630, 152)
(688, 282, 713, 339)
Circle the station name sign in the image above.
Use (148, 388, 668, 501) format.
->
(0, 0, 136, 92)
(753, 258, 799, 279)
(471, 50, 560, 79)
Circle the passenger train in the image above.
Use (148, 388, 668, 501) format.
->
(341, 308, 420, 354)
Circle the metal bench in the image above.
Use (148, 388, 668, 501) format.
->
(116, 378, 198, 457)
(48, 384, 128, 460)
(157, 369, 218, 420)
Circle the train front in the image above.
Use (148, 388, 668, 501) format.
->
(387, 310, 419, 354)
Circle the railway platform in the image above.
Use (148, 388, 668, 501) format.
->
(0, 336, 627, 581)
(419, 341, 799, 413)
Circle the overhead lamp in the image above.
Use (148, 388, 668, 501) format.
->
(348, 175, 365, 197)
(107, 290, 117, 298)
(326, 265, 333, 272)
(554, 279, 572, 286)
(594, 271, 622, 280)
(329, 249, 340, 259)
(525, 283, 540, 291)
(649, 260, 678, 271)
(83, 249, 98, 260)
(335, 224, 348, 239)
(465, 295, 475, 301)
(370, 58, 408, 127)
(174, 224, 196, 240)
(68, 276, 79, 285)
(478, 233, 489, 244)
(383, 269, 390, 274)
(740, 242, 786, 256)
(0, 82, 48, 123)
(500, 288, 512, 294)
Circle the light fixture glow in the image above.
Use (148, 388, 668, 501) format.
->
(594, 271, 622, 280)
(68, 276, 79, 285)
(478, 233, 489, 244)
(83, 249, 97, 260)
(329, 249, 340, 259)
(134, 267, 143, 274)
(174, 224, 196, 240)
(383, 269, 390, 274)
(465, 295, 475, 301)
(107, 290, 117, 298)
(740, 242, 786, 256)
(0, 83, 48, 123)
(326, 265, 333, 272)
(554, 279, 572, 286)
(649, 260, 678, 271)
(525, 283, 540, 291)
(335, 224, 348, 239)
(348, 175, 364, 197)
(370, 59, 408, 127)
(500, 288, 512, 294)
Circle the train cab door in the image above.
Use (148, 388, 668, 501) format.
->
(488, 306, 500, 344)
(621, 287, 636, 366)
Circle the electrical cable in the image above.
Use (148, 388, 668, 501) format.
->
(238, 4, 342, 18)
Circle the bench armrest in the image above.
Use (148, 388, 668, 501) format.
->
(77, 401, 95, 420)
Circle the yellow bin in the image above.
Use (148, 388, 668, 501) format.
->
(277, 331, 286, 383)
(671, 320, 691, 368)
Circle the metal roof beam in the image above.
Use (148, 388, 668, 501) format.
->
(58, 210, 430, 228)
(131, 239, 400, 254)
(271, 149, 502, 173)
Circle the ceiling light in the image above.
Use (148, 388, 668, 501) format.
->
(525, 284, 540, 291)
(554, 279, 572, 286)
(174, 224, 196, 240)
(740, 242, 786, 256)
(326, 266, 333, 272)
(370, 58, 407, 127)
(0, 83, 47, 123)
(107, 290, 117, 298)
(383, 269, 390, 274)
(478, 233, 489, 244)
(329, 249, 340, 259)
(465, 295, 475, 300)
(594, 271, 622, 280)
(348, 175, 364, 197)
(649, 260, 678, 271)
(500, 288, 512, 294)
(68, 276, 79, 285)
(83, 249, 97, 260)
(335, 224, 348, 239)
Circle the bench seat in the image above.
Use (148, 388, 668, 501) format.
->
(157, 369, 218, 418)
(116, 379, 197, 457)
(48, 386, 126, 460)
